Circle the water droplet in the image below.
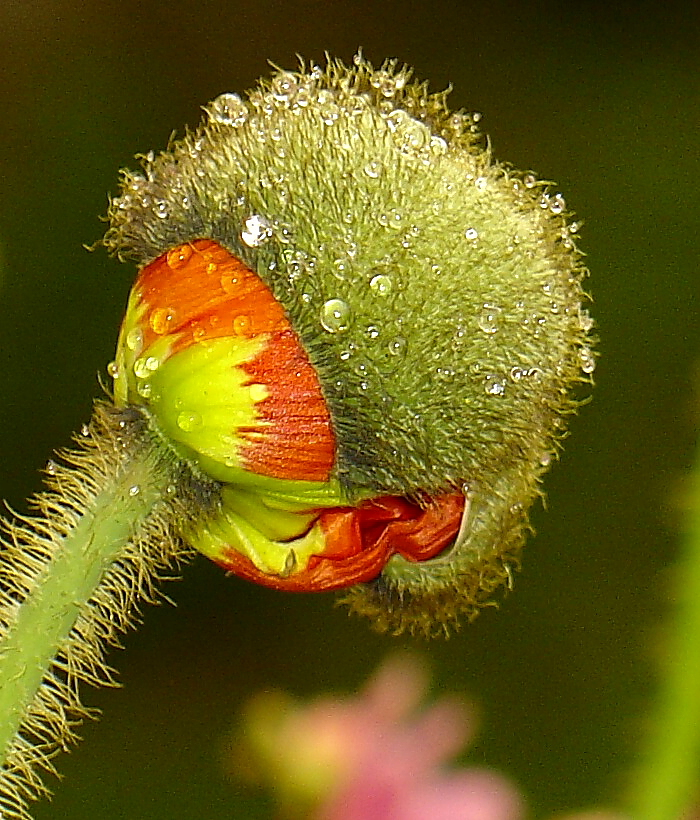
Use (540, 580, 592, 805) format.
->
(126, 327, 144, 352)
(579, 346, 596, 374)
(208, 92, 248, 126)
(387, 209, 403, 230)
(578, 308, 594, 333)
(241, 214, 272, 247)
(46, 459, 58, 476)
(107, 360, 119, 379)
(320, 299, 351, 333)
(149, 307, 177, 335)
(233, 314, 252, 335)
(478, 304, 503, 334)
(366, 324, 380, 340)
(436, 367, 455, 380)
(369, 273, 393, 296)
(333, 258, 349, 279)
(133, 358, 151, 378)
(154, 201, 169, 219)
(539, 452, 553, 467)
(429, 135, 448, 155)
(270, 72, 298, 102)
(129, 485, 140, 497)
(371, 69, 399, 98)
(167, 245, 193, 269)
(249, 383, 268, 402)
(136, 381, 152, 398)
(465, 227, 479, 241)
(388, 336, 407, 357)
(549, 193, 566, 214)
(363, 160, 381, 179)
(177, 410, 202, 432)
(484, 375, 506, 396)
(474, 176, 488, 190)
(569, 221, 580, 234)
(80, 424, 90, 437)
(523, 173, 537, 188)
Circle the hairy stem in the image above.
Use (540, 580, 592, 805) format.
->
(0, 402, 196, 819)
(629, 432, 700, 819)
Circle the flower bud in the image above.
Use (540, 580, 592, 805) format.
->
(105, 55, 594, 634)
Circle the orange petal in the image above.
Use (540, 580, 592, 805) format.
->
(216, 493, 465, 592)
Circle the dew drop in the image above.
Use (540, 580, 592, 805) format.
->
(149, 307, 177, 335)
(320, 299, 351, 333)
(579, 346, 597, 374)
(167, 245, 193, 269)
(129, 485, 141, 497)
(436, 367, 455, 380)
(233, 314, 252, 335)
(46, 459, 58, 476)
(154, 201, 169, 219)
(208, 92, 248, 126)
(366, 324, 380, 340)
(249, 383, 268, 402)
(549, 193, 566, 214)
(539, 452, 553, 467)
(474, 176, 488, 190)
(80, 424, 90, 437)
(369, 273, 393, 296)
(465, 227, 479, 241)
(578, 308, 594, 333)
(177, 410, 202, 432)
(523, 173, 537, 188)
(484, 375, 506, 396)
(126, 327, 144, 352)
(133, 357, 152, 378)
(136, 381, 152, 398)
(363, 160, 381, 179)
(107, 360, 119, 379)
(220, 271, 241, 295)
(388, 336, 407, 357)
(271, 72, 298, 102)
(478, 304, 503, 334)
(241, 214, 272, 247)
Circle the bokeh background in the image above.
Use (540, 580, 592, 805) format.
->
(1, 1, 699, 817)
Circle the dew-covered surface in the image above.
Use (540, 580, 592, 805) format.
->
(0, 2, 698, 818)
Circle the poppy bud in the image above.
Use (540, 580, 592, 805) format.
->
(105, 55, 594, 634)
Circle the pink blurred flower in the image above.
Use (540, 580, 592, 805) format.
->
(239, 655, 524, 820)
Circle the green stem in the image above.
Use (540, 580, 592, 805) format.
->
(628, 433, 700, 820)
(0, 402, 194, 818)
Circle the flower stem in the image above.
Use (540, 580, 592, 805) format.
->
(0, 402, 196, 819)
(628, 432, 700, 819)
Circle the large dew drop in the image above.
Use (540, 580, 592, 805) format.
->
(320, 298, 351, 333)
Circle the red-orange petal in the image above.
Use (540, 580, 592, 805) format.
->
(132, 239, 335, 482)
(216, 493, 465, 591)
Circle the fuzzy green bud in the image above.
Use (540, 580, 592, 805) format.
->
(105, 55, 594, 634)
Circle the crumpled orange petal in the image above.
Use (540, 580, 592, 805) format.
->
(217, 492, 465, 591)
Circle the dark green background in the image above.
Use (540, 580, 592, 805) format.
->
(1, 1, 698, 817)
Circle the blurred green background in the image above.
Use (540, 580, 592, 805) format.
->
(1, 1, 698, 817)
